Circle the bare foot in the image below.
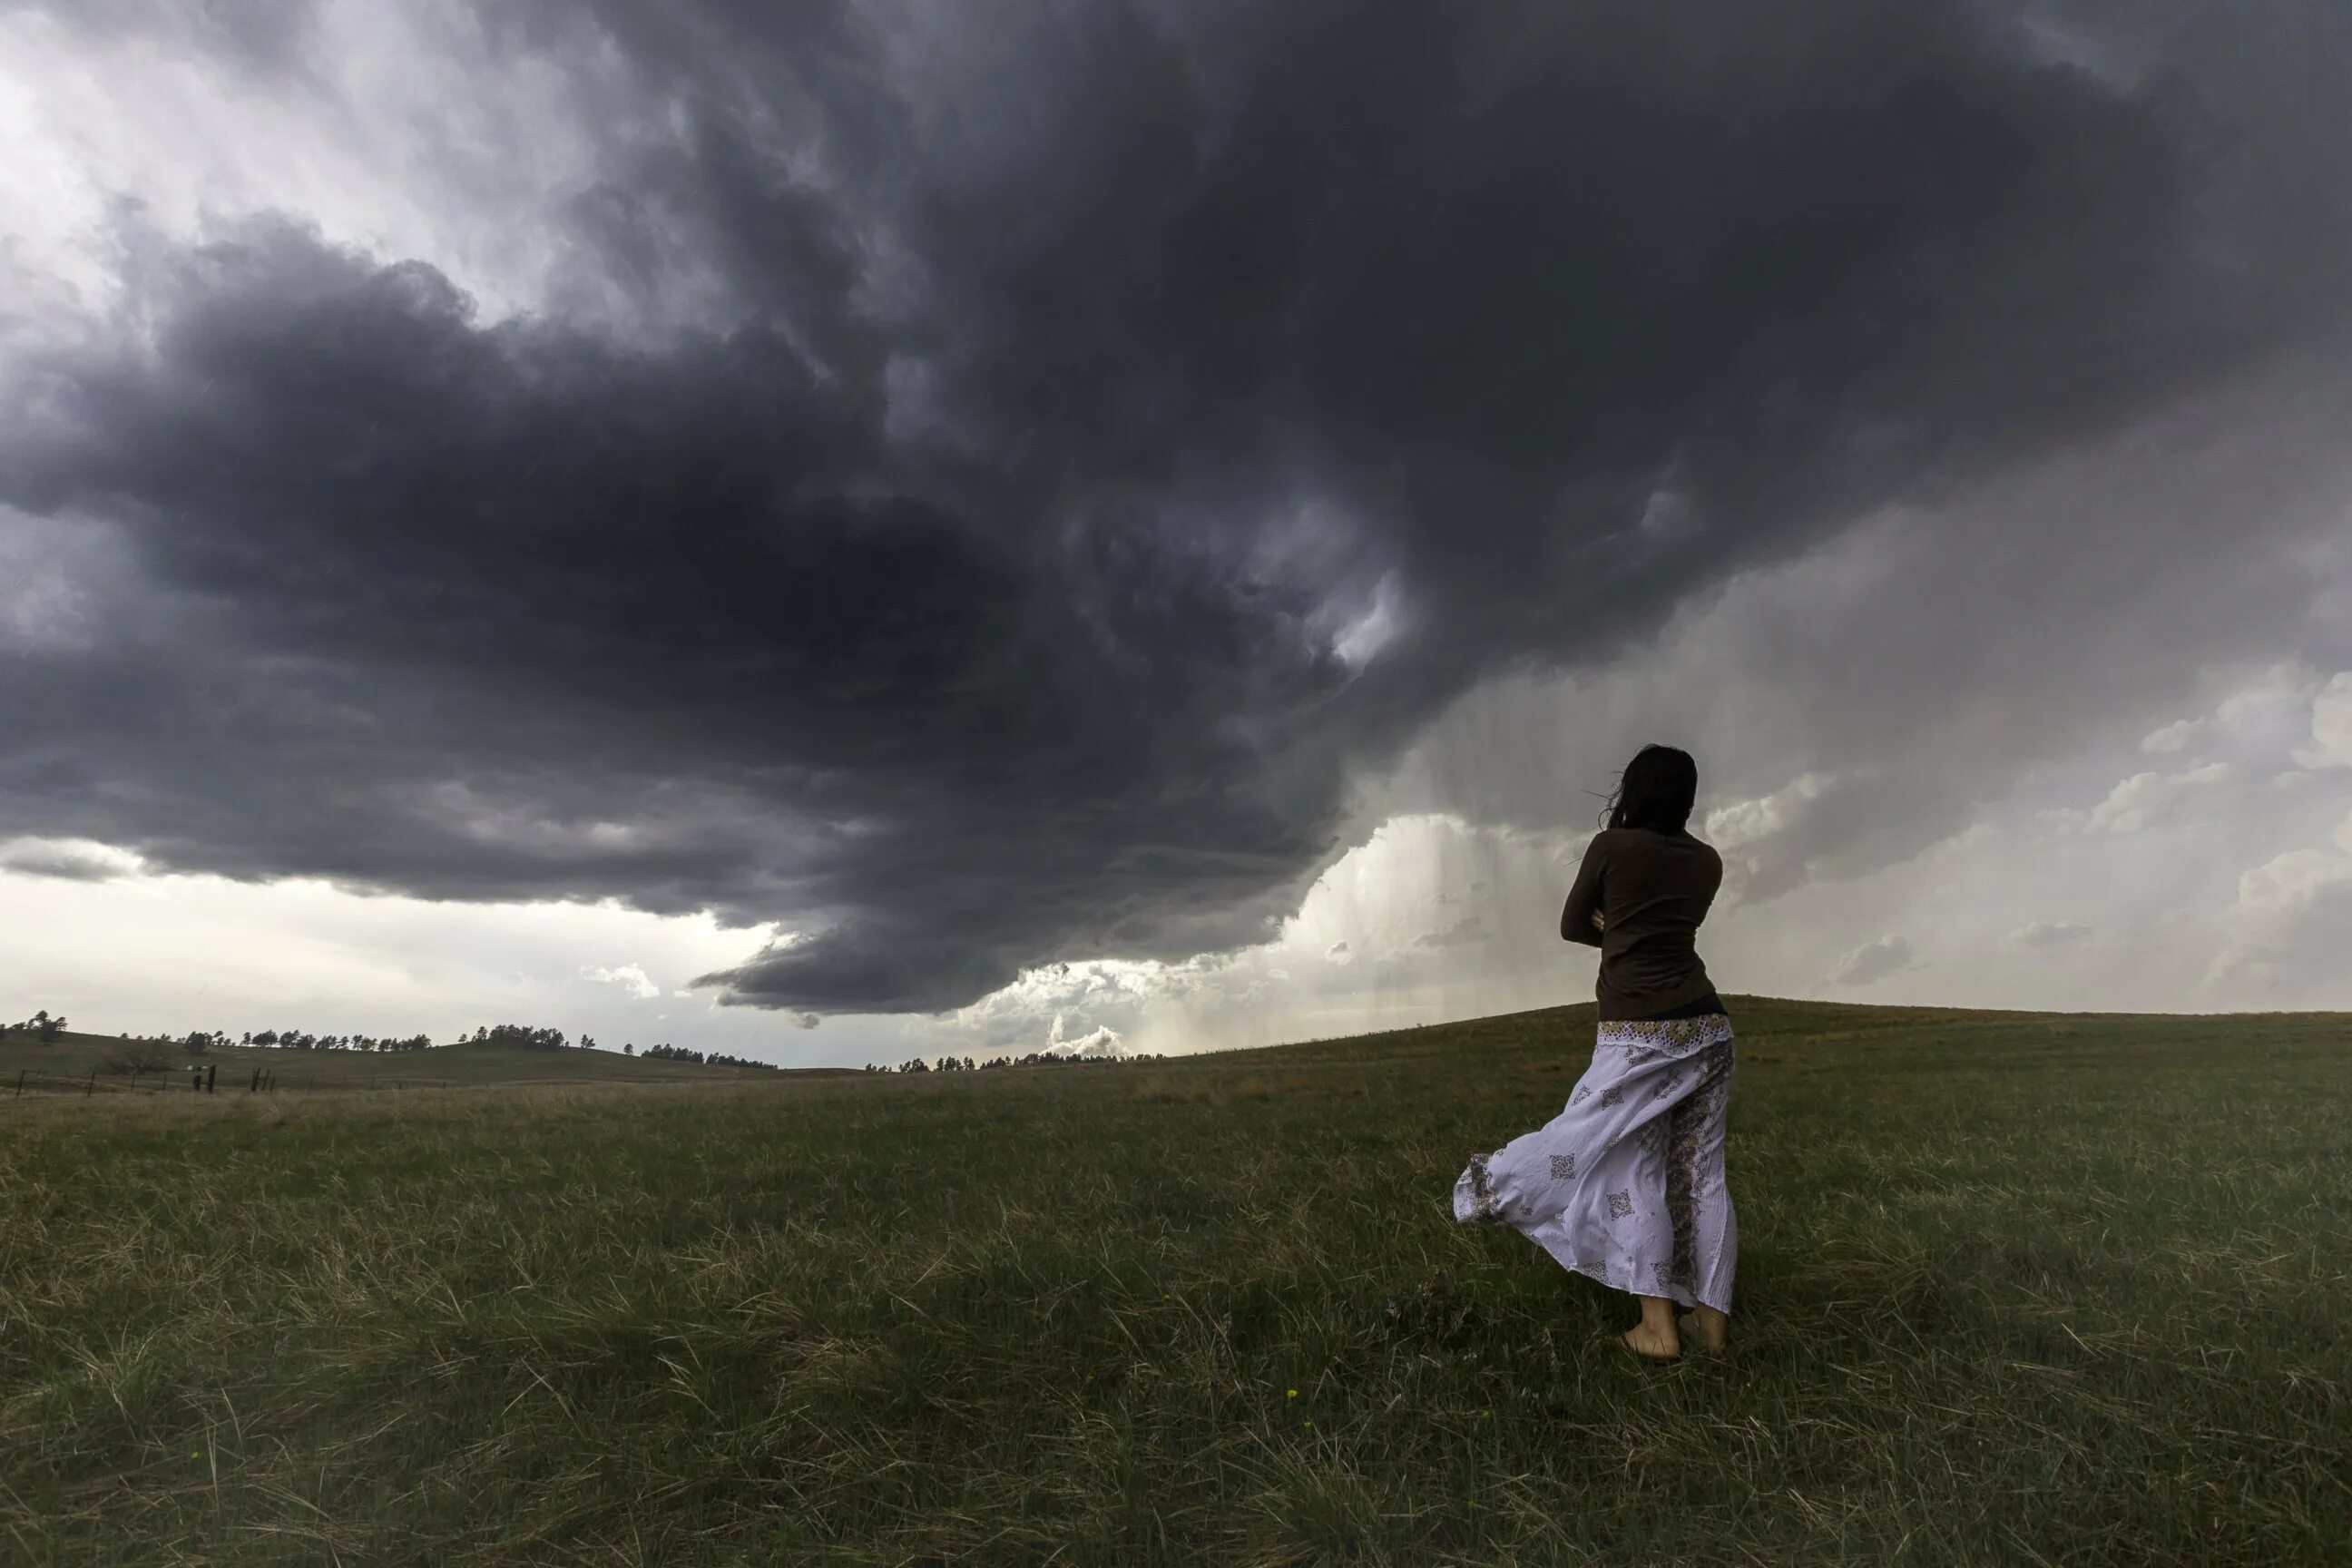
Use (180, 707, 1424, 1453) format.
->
(1621, 1322, 1681, 1361)
(1677, 1308, 1729, 1353)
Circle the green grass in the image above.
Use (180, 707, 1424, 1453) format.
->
(2, 996, 2347, 1565)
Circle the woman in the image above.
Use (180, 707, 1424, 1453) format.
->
(1452, 743, 1737, 1361)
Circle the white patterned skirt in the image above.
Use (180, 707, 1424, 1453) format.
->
(1453, 1013, 1739, 1313)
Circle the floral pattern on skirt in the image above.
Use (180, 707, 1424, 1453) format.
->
(1452, 1013, 1738, 1313)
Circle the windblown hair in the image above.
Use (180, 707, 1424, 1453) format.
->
(1601, 744, 1699, 835)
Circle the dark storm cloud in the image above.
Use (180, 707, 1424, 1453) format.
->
(5, 0, 2347, 1013)
(12, 0, 319, 64)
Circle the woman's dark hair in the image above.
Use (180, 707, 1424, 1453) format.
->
(1601, 744, 1699, 834)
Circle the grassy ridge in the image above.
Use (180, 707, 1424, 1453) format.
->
(0, 1033, 837, 1092)
(2, 997, 2347, 1565)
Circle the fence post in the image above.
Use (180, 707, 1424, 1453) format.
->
(13, 1070, 22, 1099)
(85, 1070, 95, 1098)
(207, 1063, 218, 1093)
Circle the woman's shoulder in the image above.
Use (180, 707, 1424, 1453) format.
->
(1585, 827, 1639, 858)
(1677, 829, 1723, 867)
(1625, 827, 1723, 867)
(1609, 825, 1714, 848)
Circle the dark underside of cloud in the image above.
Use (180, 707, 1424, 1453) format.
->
(4, 1, 2347, 1012)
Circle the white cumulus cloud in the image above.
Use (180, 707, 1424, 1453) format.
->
(1412, 913, 1490, 948)
(1047, 1013, 1125, 1059)
(1704, 770, 1838, 853)
(581, 963, 661, 1000)
(2292, 671, 2352, 769)
(2140, 718, 2210, 755)
(2085, 762, 2239, 833)
(1827, 934, 1916, 987)
(2007, 919, 2092, 949)
(2209, 842, 2352, 997)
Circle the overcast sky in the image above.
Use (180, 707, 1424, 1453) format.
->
(5, 1, 2351, 1066)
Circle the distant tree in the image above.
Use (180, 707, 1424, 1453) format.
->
(632, 1042, 773, 1070)
(473, 1024, 570, 1051)
(623, 1043, 634, 1056)
(39, 1013, 65, 1044)
(102, 1040, 172, 1077)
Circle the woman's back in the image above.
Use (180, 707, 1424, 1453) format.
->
(1480, 743, 1741, 1359)
(1561, 827, 1722, 1020)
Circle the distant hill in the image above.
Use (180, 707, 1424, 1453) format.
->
(0, 1028, 863, 1095)
(5, 992, 2342, 1102)
(1172, 990, 2350, 1073)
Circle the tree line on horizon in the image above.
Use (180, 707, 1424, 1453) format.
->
(11, 1005, 1159, 1077)
(7, 1007, 799, 1077)
(873, 1048, 1161, 1073)
(637, 1042, 777, 1071)
(243, 1029, 436, 1053)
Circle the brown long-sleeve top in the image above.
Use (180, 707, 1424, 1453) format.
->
(1560, 827, 1725, 1021)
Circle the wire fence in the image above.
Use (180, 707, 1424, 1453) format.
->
(4, 1064, 458, 1100)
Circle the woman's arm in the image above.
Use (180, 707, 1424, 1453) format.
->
(1560, 836, 1605, 946)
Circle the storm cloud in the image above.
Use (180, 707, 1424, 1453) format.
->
(5, 1, 2350, 1015)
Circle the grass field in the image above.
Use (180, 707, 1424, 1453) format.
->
(2, 995, 2347, 1565)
